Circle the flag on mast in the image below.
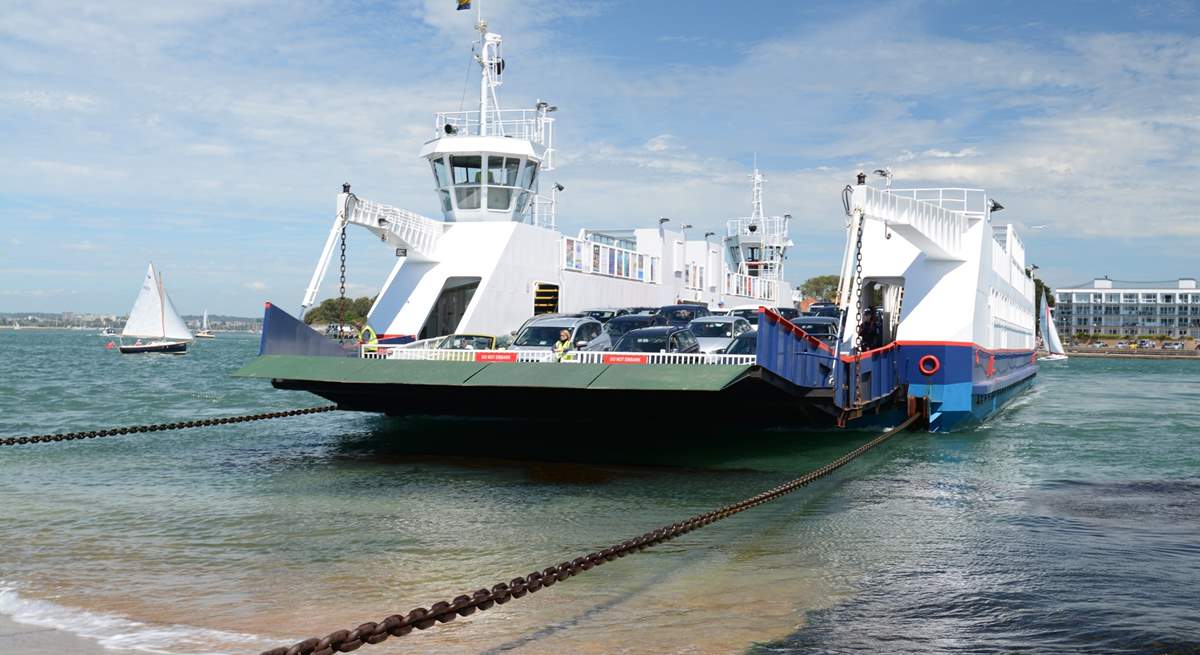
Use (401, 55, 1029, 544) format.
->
(457, 0, 471, 10)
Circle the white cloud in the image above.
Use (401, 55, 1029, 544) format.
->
(243, 281, 267, 290)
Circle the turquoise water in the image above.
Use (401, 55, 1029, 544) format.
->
(1, 329, 1198, 654)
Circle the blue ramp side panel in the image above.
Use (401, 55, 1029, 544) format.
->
(834, 346, 901, 409)
(259, 302, 355, 357)
(755, 310, 838, 390)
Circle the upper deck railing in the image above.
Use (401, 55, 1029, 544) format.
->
(888, 188, 988, 219)
(725, 216, 789, 246)
(724, 271, 778, 301)
(856, 186, 970, 261)
(435, 109, 554, 147)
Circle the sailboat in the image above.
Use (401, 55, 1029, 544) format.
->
(1039, 290, 1068, 361)
(119, 263, 193, 354)
(195, 309, 215, 338)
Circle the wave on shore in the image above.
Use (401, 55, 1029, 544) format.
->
(0, 584, 270, 654)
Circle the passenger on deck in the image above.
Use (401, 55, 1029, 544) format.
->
(554, 329, 572, 361)
(860, 310, 883, 351)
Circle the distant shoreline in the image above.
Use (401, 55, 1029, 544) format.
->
(1064, 350, 1199, 360)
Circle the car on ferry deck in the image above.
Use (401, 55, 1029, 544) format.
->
(655, 304, 711, 327)
(612, 326, 700, 353)
(590, 313, 668, 351)
(723, 329, 757, 355)
(509, 316, 603, 352)
(806, 302, 840, 318)
(688, 316, 752, 353)
(580, 308, 629, 324)
(438, 334, 496, 350)
(790, 316, 840, 347)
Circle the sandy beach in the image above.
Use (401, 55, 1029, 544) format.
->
(0, 614, 110, 654)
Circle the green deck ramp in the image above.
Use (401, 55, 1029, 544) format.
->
(234, 355, 487, 385)
(235, 356, 753, 392)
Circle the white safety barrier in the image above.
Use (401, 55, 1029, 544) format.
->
(360, 345, 755, 366)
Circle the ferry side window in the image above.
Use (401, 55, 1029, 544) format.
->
(432, 158, 450, 188)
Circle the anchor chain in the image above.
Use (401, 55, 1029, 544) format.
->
(338, 223, 348, 338)
(261, 413, 921, 655)
(0, 406, 337, 447)
(852, 211, 866, 406)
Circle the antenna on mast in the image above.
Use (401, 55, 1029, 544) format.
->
(472, 0, 504, 137)
(750, 154, 765, 221)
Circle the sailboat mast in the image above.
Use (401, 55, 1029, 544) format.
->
(157, 270, 167, 339)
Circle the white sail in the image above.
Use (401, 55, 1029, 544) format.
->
(123, 264, 165, 338)
(160, 273, 193, 341)
(1040, 290, 1066, 357)
(202, 309, 209, 331)
(121, 263, 193, 341)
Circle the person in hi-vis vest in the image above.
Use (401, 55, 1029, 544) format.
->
(359, 324, 379, 353)
(553, 329, 572, 361)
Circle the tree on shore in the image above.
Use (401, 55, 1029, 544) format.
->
(303, 296, 375, 326)
(801, 275, 840, 301)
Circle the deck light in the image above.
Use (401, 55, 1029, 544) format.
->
(444, 124, 457, 135)
(658, 217, 670, 225)
(554, 183, 564, 192)
(989, 198, 1004, 213)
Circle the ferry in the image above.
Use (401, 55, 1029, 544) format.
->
(238, 11, 1037, 433)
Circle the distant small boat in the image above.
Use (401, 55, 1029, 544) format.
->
(11, 321, 19, 330)
(1039, 290, 1068, 361)
(195, 309, 215, 339)
(98, 327, 118, 336)
(118, 263, 193, 354)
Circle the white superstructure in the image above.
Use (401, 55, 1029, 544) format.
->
(838, 181, 1035, 352)
(300, 13, 794, 340)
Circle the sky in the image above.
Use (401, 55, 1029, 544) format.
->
(2, 0, 1198, 315)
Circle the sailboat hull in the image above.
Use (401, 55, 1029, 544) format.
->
(119, 341, 188, 354)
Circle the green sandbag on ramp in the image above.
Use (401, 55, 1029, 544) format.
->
(463, 362, 608, 388)
(589, 364, 750, 391)
(234, 355, 486, 385)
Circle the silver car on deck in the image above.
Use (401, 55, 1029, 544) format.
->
(687, 316, 753, 353)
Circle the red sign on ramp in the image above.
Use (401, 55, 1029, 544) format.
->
(603, 354, 647, 365)
(475, 351, 518, 363)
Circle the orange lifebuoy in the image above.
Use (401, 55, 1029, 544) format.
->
(919, 354, 940, 376)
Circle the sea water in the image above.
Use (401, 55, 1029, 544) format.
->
(0, 329, 1197, 654)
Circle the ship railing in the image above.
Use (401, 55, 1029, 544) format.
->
(724, 272, 778, 301)
(362, 347, 558, 363)
(856, 186, 969, 261)
(888, 187, 988, 219)
(563, 237, 661, 284)
(360, 346, 755, 366)
(346, 196, 444, 259)
(561, 351, 757, 366)
(434, 109, 553, 146)
(725, 216, 789, 243)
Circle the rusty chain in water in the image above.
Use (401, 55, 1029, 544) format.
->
(262, 412, 922, 655)
(0, 405, 338, 447)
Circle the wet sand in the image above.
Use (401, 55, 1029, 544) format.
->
(0, 614, 110, 654)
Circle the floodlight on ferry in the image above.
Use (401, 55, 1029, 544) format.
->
(658, 217, 670, 225)
(554, 183, 564, 192)
(443, 124, 457, 135)
(989, 198, 1004, 213)
(873, 167, 894, 189)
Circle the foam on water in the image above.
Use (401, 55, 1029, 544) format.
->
(0, 584, 269, 654)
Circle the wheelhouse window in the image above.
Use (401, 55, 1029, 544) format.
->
(451, 155, 482, 210)
(487, 156, 523, 210)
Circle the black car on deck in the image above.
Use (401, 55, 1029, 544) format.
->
(601, 312, 667, 342)
(654, 304, 711, 327)
(723, 329, 757, 355)
(612, 326, 700, 353)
